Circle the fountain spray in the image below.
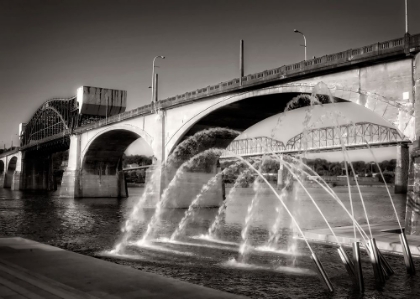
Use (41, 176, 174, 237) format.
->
(231, 154, 334, 292)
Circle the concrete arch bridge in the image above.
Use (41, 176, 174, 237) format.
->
(1, 32, 420, 200)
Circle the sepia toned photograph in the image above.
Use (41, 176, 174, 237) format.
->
(1, 0, 420, 298)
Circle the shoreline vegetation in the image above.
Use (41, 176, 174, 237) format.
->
(123, 155, 395, 188)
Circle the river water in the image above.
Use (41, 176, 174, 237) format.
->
(1, 186, 420, 298)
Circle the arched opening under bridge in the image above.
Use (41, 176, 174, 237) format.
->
(80, 128, 153, 198)
(4, 157, 17, 189)
(0, 160, 4, 187)
(167, 91, 409, 195)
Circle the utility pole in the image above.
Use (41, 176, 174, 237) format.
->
(240, 40, 244, 86)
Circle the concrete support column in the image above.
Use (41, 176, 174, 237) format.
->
(11, 171, 21, 190)
(0, 172, 4, 188)
(395, 144, 409, 194)
(217, 160, 225, 201)
(406, 52, 420, 234)
(151, 110, 165, 198)
(405, 153, 420, 234)
(277, 156, 284, 189)
(117, 171, 128, 198)
(60, 135, 81, 197)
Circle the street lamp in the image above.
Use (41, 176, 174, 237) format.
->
(293, 29, 307, 61)
(405, 0, 409, 34)
(10, 134, 17, 148)
(151, 55, 165, 104)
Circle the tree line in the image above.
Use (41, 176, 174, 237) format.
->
(122, 154, 153, 184)
(221, 158, 397, 187)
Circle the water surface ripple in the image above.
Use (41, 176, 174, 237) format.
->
(1, 186, 419, 298)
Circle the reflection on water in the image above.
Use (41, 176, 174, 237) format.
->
(1, 186, 419, 299)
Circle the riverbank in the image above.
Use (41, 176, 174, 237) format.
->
(0, 237, 246, 299)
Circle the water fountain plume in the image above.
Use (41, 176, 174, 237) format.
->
(285, 154, 370, 242)
(228, 154, 315, 254)
(363, 139, 414, 274)
(363, 139, 403, 232)
(238, 159, 267, 263)
(285, 94, 322, 112)
(228, 153, 333, 292)
(281, 159, 345, 247)
(266, 174, 293, 249)
(111, 163, 162, 254)
(208, 162, 259, 238)
(171, 160, 244, 240)
(245, 136, 370, 243)
(140, 148, 223, 243)
(311, 82, 373, 241)
(342, 147, 373, 239)
(342, 159, 357, 240)
(166, 128, 240, 169)
(236, 133, 361, 251)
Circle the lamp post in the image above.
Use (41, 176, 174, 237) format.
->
(405, 0, 409, 34)
(370, 162, 376, 175)
(293, 29, 307, 61)
(151, 55, 165, 105)
(10, 134, 17, 148)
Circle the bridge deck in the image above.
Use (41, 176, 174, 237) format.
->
(13, 33, 420, 152)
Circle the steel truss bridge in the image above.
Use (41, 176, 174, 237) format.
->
(221, 122, 410, 158)
(19, 97, 114, 152)
(21, 98, 78, 148)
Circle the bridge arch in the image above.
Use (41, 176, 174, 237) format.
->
(21, 98, 78, 146)
(81, 125, 153, 175)
(165, 83, 410, 158)
(78, 125, 153, 197)
(3, 156, 17, 188)
(0, 159, 4, 187)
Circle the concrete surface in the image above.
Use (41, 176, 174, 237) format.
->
(302, 222, 420, 256)
(0, 237, 247, 299)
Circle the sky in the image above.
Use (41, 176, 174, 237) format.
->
(1, 0, 419, 158)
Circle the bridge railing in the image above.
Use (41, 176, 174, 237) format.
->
(73, 33, 419, 134)
(73, 104, 153, 134)
(17, 33, 420, 151)
(157, 34, 419, 110)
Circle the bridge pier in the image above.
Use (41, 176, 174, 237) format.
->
(23, 154, 54, 191)
(395, 144, 409, 194)
(4, 170, 22, 190)
(405, 52, 420, 234)
(60, 136, 81, 197)
(2, 154, 22, 190)
(0, 173, 4, 188)
(10, 171, 22, 190)
(60, 135, 129, 198)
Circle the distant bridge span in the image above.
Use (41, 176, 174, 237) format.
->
(222, 122, 410, 158)
(1, 33, 419, 197)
